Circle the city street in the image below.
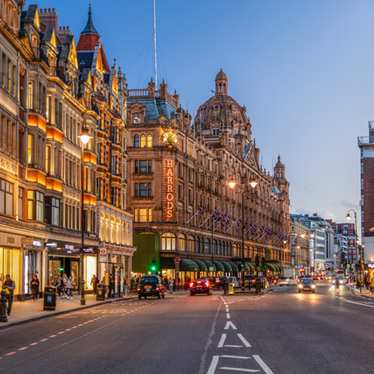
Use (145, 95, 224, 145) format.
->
(0, 285, 374, 374)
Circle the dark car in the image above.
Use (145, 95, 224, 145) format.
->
(138, 275, 165, 299)
(298, 277, 316, 293)
(190, 279, 211, 296)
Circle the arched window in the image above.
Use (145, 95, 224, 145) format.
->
(146, 134, 153, 148)
(178, 233, 186, 251)
(140, 135, 146, 148)
(187, 235, 194, 253)
(133, 134, 140, 148)
(161, 233, 176, 251)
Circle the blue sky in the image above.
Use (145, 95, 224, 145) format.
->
(29, 0, 374, 222)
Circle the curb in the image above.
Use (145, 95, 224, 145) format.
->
(0, 295, 137, 330)
(348, 286, 374, 300)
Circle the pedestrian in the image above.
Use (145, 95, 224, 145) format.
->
(108, 274, 114, 298)
(91, 275, 98, 295)
(30, 273, 40, 301)
(370, 276, 374, 295)
(56, 274, 63, 296)
(66, 276, 73, 299)
(168, 278, 174, 293)
(3, 274, 15, 316)
(123, 278, 128, 295)
(62, 273, 68, 298)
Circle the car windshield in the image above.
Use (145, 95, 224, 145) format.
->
(302, 278, 313, 284)
(140, 277, 158, 285)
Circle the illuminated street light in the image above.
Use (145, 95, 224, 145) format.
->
(227, 178, 237, 190)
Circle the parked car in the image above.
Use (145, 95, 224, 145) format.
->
(298, 277, 316, 293)
(138, 275, 165, 299)
(190, 278, 211, 296)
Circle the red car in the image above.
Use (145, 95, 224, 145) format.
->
(190, 279, 211, 296)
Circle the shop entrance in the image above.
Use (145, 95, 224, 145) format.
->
(48, 256, 80, 289)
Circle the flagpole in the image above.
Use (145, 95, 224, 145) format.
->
(153, 0, 158, 86)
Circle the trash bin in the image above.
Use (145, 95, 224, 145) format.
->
(96, 285, 106, 301)
(43, 287, 56, 311)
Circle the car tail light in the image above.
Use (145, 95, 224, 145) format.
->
(205, 281, 209, 287)
(156, 287, 160, 291)
(190, 282, 194, 288)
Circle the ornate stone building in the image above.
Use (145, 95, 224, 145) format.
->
(0, 2, 134, 297)
(127, 71, 291, 282)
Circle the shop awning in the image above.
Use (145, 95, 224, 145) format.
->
(180, 259, 199, 272)
(194, 259, 208, 272)
(221, 261, 233, 273)
(230, 262, 239, 273)
(202, 260, 216, 272)
(265, 263, 277, 272)
(213, 261, 225, 272)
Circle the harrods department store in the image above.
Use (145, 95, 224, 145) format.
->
(0, 2, 134, 297)
(128, 71, 291, 280)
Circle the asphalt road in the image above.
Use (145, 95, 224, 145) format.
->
(0, 284, 374, 374)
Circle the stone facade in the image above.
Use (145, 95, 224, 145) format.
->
(127, 72, 291, 281)
(0, 2, 134, 297)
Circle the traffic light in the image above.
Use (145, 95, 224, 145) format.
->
(148, 260, 158, 274)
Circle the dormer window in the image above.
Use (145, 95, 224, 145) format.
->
(133, 116, 140, 124)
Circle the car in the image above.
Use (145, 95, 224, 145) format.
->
(227, 276, 239, 288)
(333, 276, 346, 287)
(278, 277, 291, 286)
(190, 278, 211, 296)
(298, 277, 316, 293)
(138, 275, 165, 299)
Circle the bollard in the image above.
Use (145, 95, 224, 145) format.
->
(0, 290, 8, 323)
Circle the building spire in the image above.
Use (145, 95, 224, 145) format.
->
(82, 1, 98, 34)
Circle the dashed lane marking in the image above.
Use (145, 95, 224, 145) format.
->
(18, 347, 28, 351)
(341, 297, 374, 309)
(226, 313, 231, 319)
(224, 321, 238, 330)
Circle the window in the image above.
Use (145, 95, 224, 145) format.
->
(134, 208, 152, 223)
(18, 187, 24, 220)
(161, 233, 176, 251)
(0, 178, 13, 216)
(27, 81, 33, 109)
(133, 134, 140, 148)
(178, 234, 186, 251)
(45, 144, 51, 174)
(27, 134, 33, 164)
(146, 135, 153, 148)
(135, 183, 152, 198)
(140, 135, 146, 148)
(45, 197, 60, 226)
(27, 191, 44, 222)
(135, 160, 152, 174)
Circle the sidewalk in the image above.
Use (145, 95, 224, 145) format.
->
(0, 293, 136, 330)
(349, 285, 374, 299)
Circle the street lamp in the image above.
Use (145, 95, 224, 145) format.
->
(228, 175, 257, 288)
(78, 129, 92, 306)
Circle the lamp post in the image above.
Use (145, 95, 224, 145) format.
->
(346, 209, 358, 267)
(228, 176, 257, 288)
(78, 129, 91, 306)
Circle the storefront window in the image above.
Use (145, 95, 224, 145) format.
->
(161, 233, 176, 251)
(0, 247, 22, 295)
(18, 187, 24, 220)
(85, 255, 97, 290)
(0, 178, 13, 217)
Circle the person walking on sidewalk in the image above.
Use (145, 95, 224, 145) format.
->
(3, 274, 15, 316)
(65, 276, 73, 299)
(30, 274, 40, 300)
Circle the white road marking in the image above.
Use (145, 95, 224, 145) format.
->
(218, 333, 227, 348)
(206, 355, 219, 374)
(39, 338, 48, 343)
(224, 321, 238, 330)
(219, 367, 260, 373)
(49, 335, 57, 338)
(226, 313, 231, 319)
(57, 331, 65, 335)
(5, 352, 16, 356)
(237, 333, 252, 348)
(253, 355, 275, 374)
(341, 298, 374, 308)
(221, 355, 251, 359)
(30, 342, 38, 346)
(18, 347, 28, 351)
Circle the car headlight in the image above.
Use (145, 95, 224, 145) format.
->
(298, 284, 303, 289)
(339, 280, 343, 284)
(311, 284, 316, 289)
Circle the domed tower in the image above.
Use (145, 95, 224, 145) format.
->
(194, 69, 252, 157)
(274, 155, 289, 196)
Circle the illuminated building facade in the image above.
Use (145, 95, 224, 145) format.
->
(0, 3, 134, 296)
(127, 73, 291, 281)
